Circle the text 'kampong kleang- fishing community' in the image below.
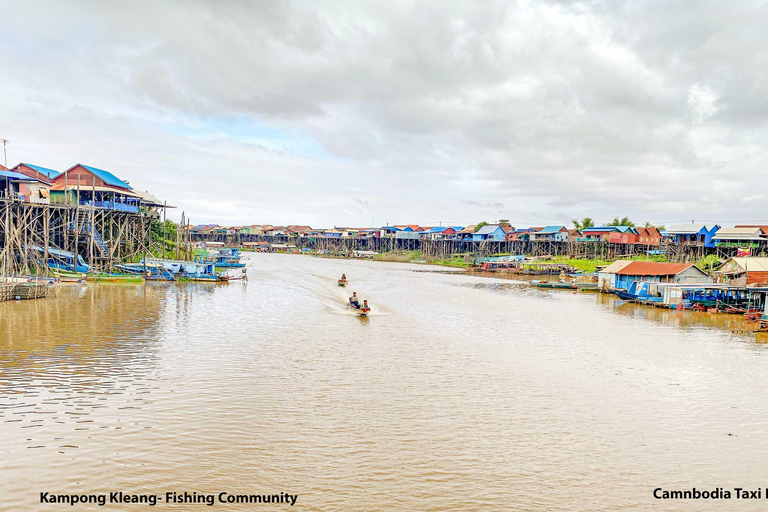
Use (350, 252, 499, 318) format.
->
(3, 161, 768, 330)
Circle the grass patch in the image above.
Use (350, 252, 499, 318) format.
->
(373, 250, 421, 262)
(547, 254, 670, 273)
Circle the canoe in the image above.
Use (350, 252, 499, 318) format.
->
(90, 274, 143, 283)
(537, 282, 577, 290)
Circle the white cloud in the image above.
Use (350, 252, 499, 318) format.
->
(1, 0, 768, 226)
(688, 84, 720, 123)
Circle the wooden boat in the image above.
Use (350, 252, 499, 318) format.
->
(347, 301, 370, 317)
(53, 270, 86, 283)
(338, 280, 347, 287)
(90, 273, 143, 284)
(537, 281, 577, 290)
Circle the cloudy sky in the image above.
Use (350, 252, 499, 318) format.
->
(1, 0, 767, 228)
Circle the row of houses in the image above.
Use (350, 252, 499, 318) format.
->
(597, 257, 768, 292)
(189, 221, 768, 249)
(0, 162, 167, 213)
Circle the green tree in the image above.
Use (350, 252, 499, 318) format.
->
(474, 221, 489, 232)
(643, 221, 665, 230)
(571, 217, 594, 231)
(606, 216, 635, 227)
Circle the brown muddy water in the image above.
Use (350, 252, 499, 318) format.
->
(2, 253, 768, 511)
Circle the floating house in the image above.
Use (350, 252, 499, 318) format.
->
(664, 224, 720, 248)
(597, 260, 635, 291)
(609, 261, 711, 290)
(715, 257, 768, 286)
(712, 227, 766, 248)
(29, 245, 90, 273)
(51, 164, 141, 212)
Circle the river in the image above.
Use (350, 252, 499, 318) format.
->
(2, 253, 768, 510)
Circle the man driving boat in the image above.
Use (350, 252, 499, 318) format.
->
(349, 292, 359, 308)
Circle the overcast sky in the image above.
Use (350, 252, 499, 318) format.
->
(2, 0, 768, 228)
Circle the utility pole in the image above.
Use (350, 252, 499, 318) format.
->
(1, 138, 9, 199)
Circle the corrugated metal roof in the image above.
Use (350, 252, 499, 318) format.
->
(0, 170, 40, 182)
(475, 225, 503, 235)
(20, 163, 59, 179)
(727, 257, 768, 272)
(713, 227, 763, 239)
(615, 261, 696, 276)
(79, 164, 132, 189)
(537, 225, 567, 234)
(665, 224, 718, 234)
(599, 260, 634, 274)
(582, 226, 619, 233)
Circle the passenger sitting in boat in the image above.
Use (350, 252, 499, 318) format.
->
(340, 273, 347, 282)
(361, 300, 369, 311)
(349, 292, 359, 307)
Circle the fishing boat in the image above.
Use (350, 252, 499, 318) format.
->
(198, 248, 245, 269)
(139, 258, 227, 282)
(53, 270, 86, 283)
(90, 273, 143, 284)
(347, 300, 370, 317)
(29, 245, 90, 273)
(536, 281, 577, 290)
(116, 263, 176, 281)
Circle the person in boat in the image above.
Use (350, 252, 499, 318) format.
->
(349, 292, 359, 308)
(340, 273, 347, 283)
(362, 299, 369, 310)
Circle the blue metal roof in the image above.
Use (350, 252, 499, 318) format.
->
(0, 170, 39, 181)
(538, 225, 567, 234)
(20, 163, 59, 180)
(79, 164, 132, 189)
(583, 226, 620, 233)
(425, 227, 447, 233)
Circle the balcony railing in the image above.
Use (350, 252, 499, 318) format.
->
(80, 200, 139, 213)
(715, 241, 761, 248)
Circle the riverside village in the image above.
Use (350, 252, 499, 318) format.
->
(4, 160, 768, 332)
